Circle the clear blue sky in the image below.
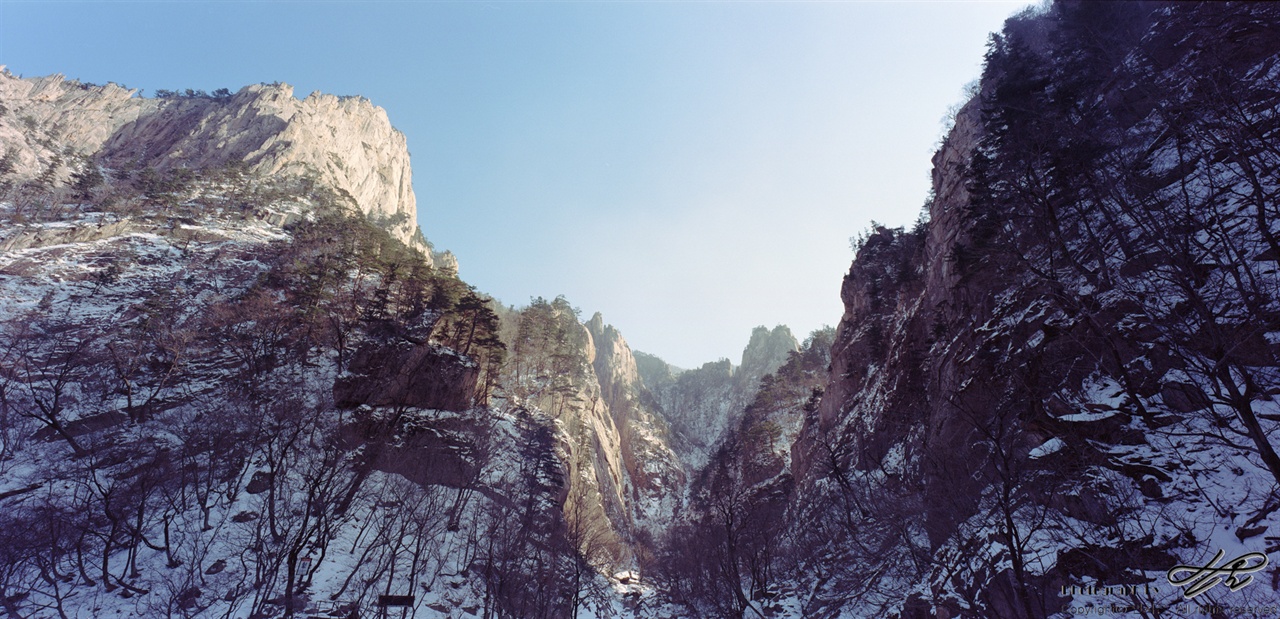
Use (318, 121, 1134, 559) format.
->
(0, 0, 1031, 369)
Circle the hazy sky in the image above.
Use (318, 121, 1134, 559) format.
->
(0, 0, 1031, 369)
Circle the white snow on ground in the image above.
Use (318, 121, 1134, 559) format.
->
(1028, 437, 1065, 459)
(0, 194, 633, 618)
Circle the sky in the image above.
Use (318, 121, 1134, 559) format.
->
(0, 0, 1033, 369)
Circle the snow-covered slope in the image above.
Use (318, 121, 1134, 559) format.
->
(0, 169, 603, 618)
(780, 3, 1280, 617)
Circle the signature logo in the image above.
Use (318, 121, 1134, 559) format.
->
(1166, 550, 1269, 599)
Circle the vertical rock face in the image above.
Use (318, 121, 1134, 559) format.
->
(802, 100, 983, 472)
(334, 315, 481, 413)
(784, 3, 1280, 616)
(504, 302, 687, 565)
(0, 69, 428, 253)
(587, 312, 643, 406)
(583, 313, 685, 537)
(639, 325, 798, 470)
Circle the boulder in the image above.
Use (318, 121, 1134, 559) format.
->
(1160, 381, 1212, 413)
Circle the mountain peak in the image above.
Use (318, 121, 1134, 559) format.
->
(740, 324, 798, 381)
(0, 70, 430, 255)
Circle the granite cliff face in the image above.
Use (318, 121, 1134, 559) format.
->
(0, 69, 430, 255)
(497, 303, 687, 570)
(584, 314, 686, 535)
(540, 317, 801, 566)
(796, 98, 982, 482)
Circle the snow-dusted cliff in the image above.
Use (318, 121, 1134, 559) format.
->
(0, 69, 432, 256)
(638, 325, 798, 470)
(780, 3, 1280, 617)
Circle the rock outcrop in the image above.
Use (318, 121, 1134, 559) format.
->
(342, 410, 485, 491)
(334, 314, 480, 412)
(738, 325, 800, 385)
(498, 301, 690, 567)
(0, 72, 158, 176)
(584, 313, 685, 534)
(0, 68, 431, 255)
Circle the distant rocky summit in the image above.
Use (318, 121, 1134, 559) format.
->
(637, 325, 798, 470)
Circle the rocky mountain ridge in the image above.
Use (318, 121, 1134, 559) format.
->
(0, 68, 449, 265)
(637, 325, 798, 470)
(0, 63, 798, 618)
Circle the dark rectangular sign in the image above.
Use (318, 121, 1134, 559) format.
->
(376, 595, 415, 607)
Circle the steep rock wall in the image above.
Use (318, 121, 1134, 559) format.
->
(585, 314, 685, 535)
(505, 304, 687, 565)
(787, 3, 1280, 617)
(0, 69, 427, 253)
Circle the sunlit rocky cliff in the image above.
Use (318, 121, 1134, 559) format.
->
(0, 68, 443, 261)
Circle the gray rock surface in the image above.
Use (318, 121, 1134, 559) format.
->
(0, 68, 430, 255)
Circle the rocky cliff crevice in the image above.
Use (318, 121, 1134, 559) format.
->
(501, 300, 687, 568)
(584, 314, 685, 534)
